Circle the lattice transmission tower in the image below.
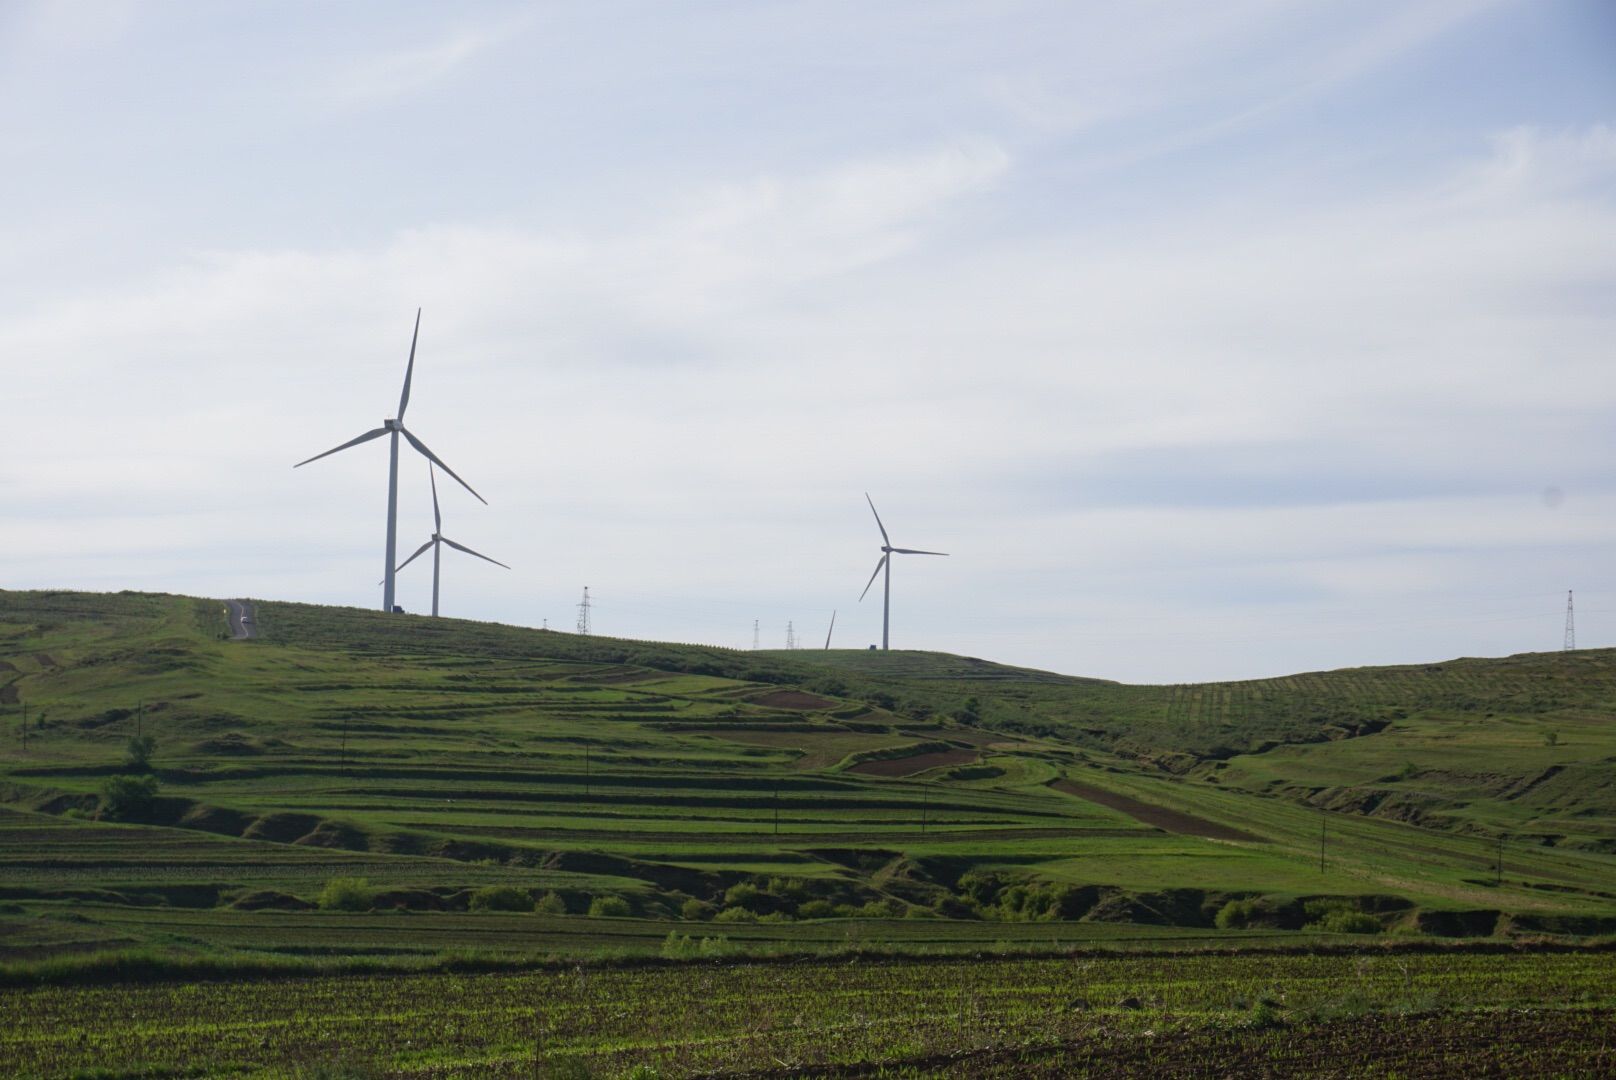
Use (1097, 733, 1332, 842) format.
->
(576, 587, 592, 636)
(785, 622, 796, 650)
(1564, 590, 1575, 652)
(752, 619, 759, 650)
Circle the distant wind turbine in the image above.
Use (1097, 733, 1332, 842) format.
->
(388, 465, 510, 617)
(858, 494, 947, 650)
(295, 309, 485, 613)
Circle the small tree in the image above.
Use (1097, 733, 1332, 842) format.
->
(100, 774, 160, 821)
(317, 877, 374, 912)
(468, 885, 534, 912)
(124, 734, 157, 772)
(588, 895, 631, 918)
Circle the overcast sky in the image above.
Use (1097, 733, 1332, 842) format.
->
(4, 0, 1614, 683)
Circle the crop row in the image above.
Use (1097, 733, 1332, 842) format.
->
(4, 950, 1611, 1078)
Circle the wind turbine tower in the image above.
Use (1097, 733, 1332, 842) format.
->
(858, 494, 948, 650)
(295, 310, 485, 613)
(1565, 590, 1575, 651)
(389, 465, 509, 617)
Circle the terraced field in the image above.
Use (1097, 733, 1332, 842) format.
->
(2, 588, 1614, 963)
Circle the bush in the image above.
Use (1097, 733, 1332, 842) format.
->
(99, 774, 159, 821)
(723, 882, 764, 911)
(468, 886, 533, 913)
(712, 906, 757, 923)
(1216, 899, 1258, 929)
(587, 895, 631, 918)
(317, 877, 374, 912)
(124, 734, 157, 772)
(679, 898, 711, 921)
(797, 899, 838, 920)
(1310, 909, 1381, 935)
(534, 892, 567, 916)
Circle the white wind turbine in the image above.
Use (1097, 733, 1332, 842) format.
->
(858, 493, 947, 651)
(389, 465, 510, 617)
(295, 309, 485, 612)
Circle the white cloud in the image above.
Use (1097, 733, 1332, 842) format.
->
(4, 4, 1614, 680)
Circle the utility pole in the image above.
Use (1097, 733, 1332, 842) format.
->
(752, 620, 759, 651)
(1564, 590, 1575, 652)
(19, 698, 26, 752)
(921, 784, 928, 835)
(1496, 834, 1504, 887)
(785, 622, 795, 650)
(576, 587, 592, 635)
(340, 714, 349, 775)
(1319, 813, 1327, 873)
(584, 742, 591, 798)
(773, 783, 780, 836)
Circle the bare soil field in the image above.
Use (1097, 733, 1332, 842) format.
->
(1051, 779, 1264, 842)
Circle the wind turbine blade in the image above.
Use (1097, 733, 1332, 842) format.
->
(429, 464, 441, 533)
(294, 426, 389, 468)
(398, 308, 420, 420)
(890, 548, 949, 556)
(859, 556, 887, 601)
(864, 493, 890, 545)
(381, 538, 435, 583)
(825, 610, 836, 650)
(399, 427, 486, 504)
(440, 536, 511, 569)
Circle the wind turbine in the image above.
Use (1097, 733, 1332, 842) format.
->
(858, 493, 947, 650)
(389, 465, 509, 617)
(295, 309, 485, 613)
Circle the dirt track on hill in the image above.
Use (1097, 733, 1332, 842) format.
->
(1051, 779, 1264, 842)
(752, 690, 837, 710)
(852, 749, 978, 777)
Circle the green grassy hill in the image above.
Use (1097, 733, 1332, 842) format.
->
(2, 589, 1613, 964)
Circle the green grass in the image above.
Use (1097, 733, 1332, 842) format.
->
(2, 587, 1615, 967)
(4, 948, 1613, 1077)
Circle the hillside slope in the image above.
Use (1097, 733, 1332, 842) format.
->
(2, 589, 1614, 963)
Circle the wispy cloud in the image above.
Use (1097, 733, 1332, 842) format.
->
(323, 21, 520, 107)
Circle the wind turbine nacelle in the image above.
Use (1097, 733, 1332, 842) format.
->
(384, 418, 402, 430)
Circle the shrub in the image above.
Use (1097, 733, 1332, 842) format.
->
(1216, 899, 1258, 929)
(723, 882, 763, 911)
(468, 886, 533, 913)
(679, 898, 711, 921)
(587, 895, 631, 918)
(317, 877, 374, 912)
(99, 774, 159, 821)
(535, 892, 568, 916)
(124, 734, 157, 772)
(1310, 909, 1381, 935)
(765, 876, 808, 901)
(712, 906, 757, 923)
(797, 899, 838, 920)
